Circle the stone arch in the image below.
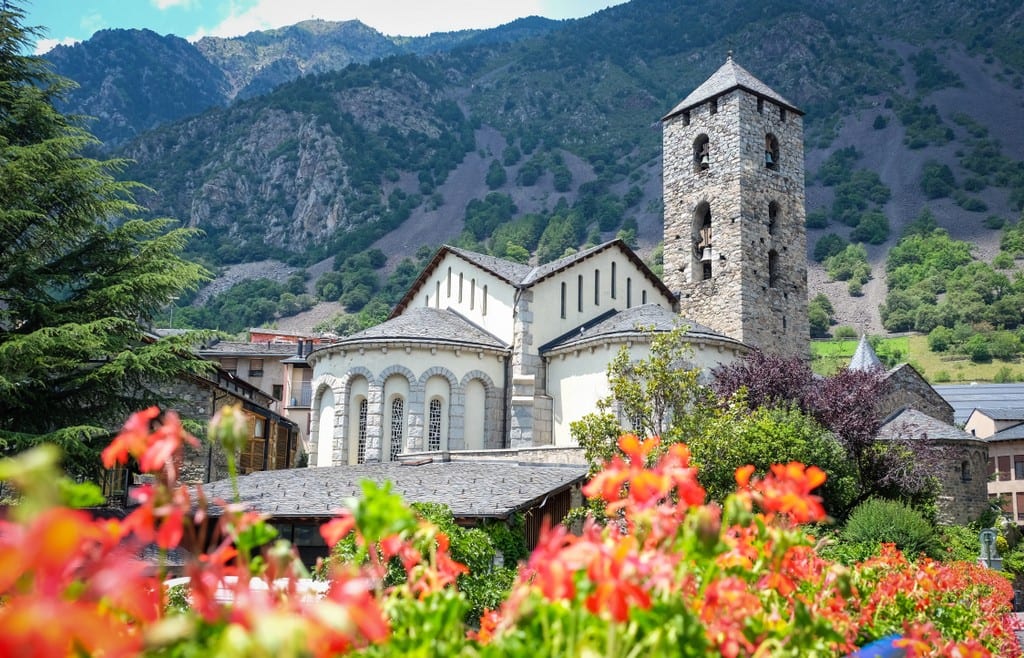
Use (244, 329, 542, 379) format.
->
(378, 365, 415, 463)
(310, 375, 342, 467)
(338, 367, 376, 465)
(461, 370, 501, 449)
(693, 133, 710, 172)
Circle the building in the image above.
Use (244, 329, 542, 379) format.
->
(308, 56, 805, 465)
(200, 330, 327, 458)
(963, 408, 1024, 523)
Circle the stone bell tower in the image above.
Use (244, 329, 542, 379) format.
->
(661, 55, 808, 358)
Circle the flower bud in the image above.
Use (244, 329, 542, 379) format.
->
(210, 404, 248, 454)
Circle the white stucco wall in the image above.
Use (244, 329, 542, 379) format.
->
(546, 337, 744, 447)
(412, 253, 517, 343)
(529, 249, 674, 348)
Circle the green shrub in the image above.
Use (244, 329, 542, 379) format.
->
(842, 498, 939, 559)
(963, 334, 992, 362)
(872, 115, 887, 130)
(813, 233, 847, 262)
(851, 210, 890, 244)
(834, 325, 857, 340)
(934, 370, 951, 382)
(806, 208, 829, 229)
(994, 366, 1016, 383)
(994, 252, 1015, 269)
(848, 279, 863, 296)
(928, 325, 955, 352)
(920, 160, 955, 199)
(985, 215, 1007, 230)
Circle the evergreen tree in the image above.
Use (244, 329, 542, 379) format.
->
(0, 3, 210, 479)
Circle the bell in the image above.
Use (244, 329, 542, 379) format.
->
(700, 153, 710, 166)
(700, 247, 712, 262)
(765, 150, 774, 165)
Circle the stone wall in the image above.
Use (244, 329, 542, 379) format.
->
(663, 87, 808, 359)
(881, 365, 955, 425)
(933, 442, 990, 525)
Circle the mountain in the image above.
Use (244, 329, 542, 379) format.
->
(43, 0, 1024, 334)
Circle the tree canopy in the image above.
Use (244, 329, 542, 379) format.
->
(0, 3, 210, 478)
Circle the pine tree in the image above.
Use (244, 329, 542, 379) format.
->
(0, 3, 210, 479)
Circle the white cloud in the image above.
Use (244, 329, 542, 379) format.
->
(34, 37, 80, 55)
(189, 0, 550, 41)
(152, 0, 196, 9)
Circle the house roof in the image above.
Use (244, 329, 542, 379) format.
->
(200, 461, 588, 519)
(987, 423, 1024, 443)
(198, 340, 297, 358)
(540, 304, 744, 354)
(877, 408, 983, 445)
(663, 55, 803, 120)
(935, 383, 1024, 425)
(969, 408, 1024, 422)
(311, 307, 508, 355)
(391, 239, 676, 318)
(849, 335, 884, 371)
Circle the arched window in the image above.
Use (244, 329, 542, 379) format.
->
(389, 397, 405, 461)
(611, 262, 617, 299)
(768, 250, 779, 288)
(470, 278, 476, 310)
(428, 399, 443, 451)
(577, 274, 583, 312)
(435, 281, 441, 306)
(594, 269, 600, 305)
(768, 201, 779, 236)
(693, 134, 710, 172)
(961, 460, 972, 482)
(694, 202, 712, 281)
(765, 133, 780, 170)
(560, 281, 566, 318)
(626, 277, 632, 308)
(458, 272, 464, 302)
(446, 267, 452, 297)
(482, 285, 488, 316)
(641, 290, 648, 304)
(356, 399, 368, 464)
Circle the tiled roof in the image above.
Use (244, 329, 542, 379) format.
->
(988, 424, 1024, 442)
(541, 304, 743, 353)
(971, 408, 1024, 422)
(663, 56, 802, 119)
(447, 246, 533, 285)
(849, 335, 884, 371)
(878, 408, 982, 444)
(320, 307, 508, 351)
(521, 241, 619, 285)
(199, 341, 297, 357)
(935, 383, 1024, 425)
(200, 461, 588, 519)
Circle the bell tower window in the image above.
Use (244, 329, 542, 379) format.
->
(768, 201, 779, 236)
(693, 134, 710, 173)
(768, 250, 779, 288)
(765, 134, 779, 170)
(693, 202, 712, 281)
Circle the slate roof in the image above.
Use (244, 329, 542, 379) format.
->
(540, 304, 743, 353)
(935, 383, 1024, 425)
(200, 461, 588, 519)
(199, 340, 297, 357)
(878, 407, 983, 444)
(663, 55, 802, 120)
(317, 307, 507, 352)
(988, 424, 1024, 442)
(970, 408, 1024, 422)
(849, 335, 884, 371)
(446, 246, 533, 285)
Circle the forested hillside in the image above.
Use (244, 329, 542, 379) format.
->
(43, 0, 1024, 338)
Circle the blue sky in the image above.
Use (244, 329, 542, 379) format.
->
(25, 0, 627, 53)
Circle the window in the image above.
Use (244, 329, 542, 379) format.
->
(221, 357, 238, 376)
(560, 282, 566, 319)
(272, 384, 283, 400)
(693, 134, 710, 172)
(780, 107, 787, 122)
(482, 285, 488, 316)
(446, 267, 452, 298)
(709, 98, 717, 114)
(428, 399, 442, 451)
(768, 250, 779, 288)
(248, 359, 264, 377)
(470, 278, 476, 310)
(356, 399, 368, 464)
(435, 281, 440, 306)
(768, 201, 779, 235)
(577, 275, 583, 312)
(425, 295, 430, 307)
(611, 262, 617, 299)
(594, 269, 600, 305)
(695, 202, 712, 281)
(458, 273, 463, 302)
(390, 397, 404, 461)
(756, 97, 764, 113)
(641, 290, 647, 304)
(999, 455, 1012, 481)
(962, 460, 972, 482)
(681, 110, 690, 126)
(626, 277, 632, 308)
(253, 418, 265, 438)
(1015, 456, 1024, 480)
(765, 133, 779, 170)
(1018, 492, 1024, 521)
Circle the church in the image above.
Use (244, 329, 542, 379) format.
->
(306, 57, 809, 466)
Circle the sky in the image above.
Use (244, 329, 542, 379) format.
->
(25, 0, 627, 54)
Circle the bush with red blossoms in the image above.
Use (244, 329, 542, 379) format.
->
(0, 411, 1018, 657)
